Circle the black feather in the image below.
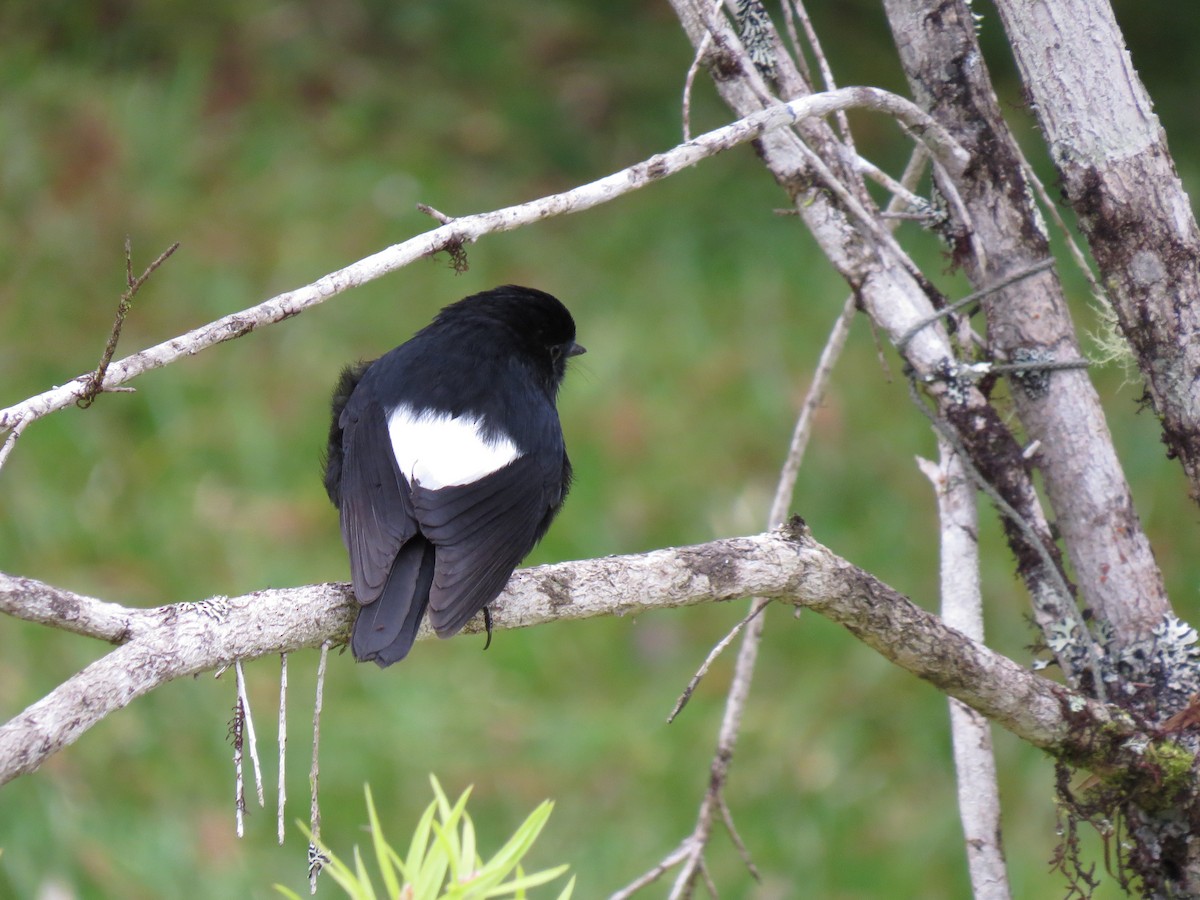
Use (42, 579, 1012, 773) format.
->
(324, 285, 582, 667)
(322, 360, 373, 507)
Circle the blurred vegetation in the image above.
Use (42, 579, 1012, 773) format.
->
(277, 779, 574, 900)
(1, 1, 1198, 898)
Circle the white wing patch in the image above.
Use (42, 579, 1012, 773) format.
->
(387, 404, 521, 490)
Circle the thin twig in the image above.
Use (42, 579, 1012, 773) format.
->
(667, 599, 769, 723)
(668, 289, 858, 725)
(989, 358, 1090, 375)
(666, 583, 771, 900)
(308, 642, 330, 895)
(682, 0, 726, 141)
(232, 697, 246, 839)
(856, 154, 930, 214)
(278, 652, 288, 846)
(771, 295, 858, 525)
(609, 844, 692, 900)
(235, 659, 265, 811)
(897, 258, 1056, 351)
(415, 203, 454, 225)
(918, 444, 1011, 899)
(0, 416, 31, 476)
(717, 792, 761, 882)
(697, 858, 718, 897)
(790, 0, 857, 156)
(77, 239, 180, 409)
(777, 0, 811, 83)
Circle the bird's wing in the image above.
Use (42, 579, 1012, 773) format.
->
(413, 450, 562, 637)
(337, 397, 418, 605)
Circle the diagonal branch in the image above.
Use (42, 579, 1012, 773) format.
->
(0, 86, 964, 446)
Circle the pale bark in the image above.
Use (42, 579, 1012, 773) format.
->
(0, 527, 1173, 796)
(920, 447, 1011, 900)
(884, 0, 1170, 651)
(992, 0, 1200, 504)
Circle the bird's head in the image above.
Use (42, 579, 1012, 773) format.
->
(441, 285, 585, 391)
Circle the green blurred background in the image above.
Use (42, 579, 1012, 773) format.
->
(1, 2, 1197, 897)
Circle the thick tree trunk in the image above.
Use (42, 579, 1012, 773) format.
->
(882, 0, 1170, 651)
(889, 1, 1200, 892)
(992, 0, 1200, 505)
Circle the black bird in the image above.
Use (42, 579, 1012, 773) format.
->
(324, 285, 584, 666)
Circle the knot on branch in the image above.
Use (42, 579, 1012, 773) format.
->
(778, 514, 810, 542)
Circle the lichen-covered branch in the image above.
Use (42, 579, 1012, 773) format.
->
(0, 527, 1183, 810)
(991, 0, 1200, 505)
(884, 0, 1170, 650)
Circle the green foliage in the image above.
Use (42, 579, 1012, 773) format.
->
(275, 779, 573, 900)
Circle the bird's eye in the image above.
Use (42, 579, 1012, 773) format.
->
(549, 345, 563, 361)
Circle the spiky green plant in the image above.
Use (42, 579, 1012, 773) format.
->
(275, 777, 574, 900)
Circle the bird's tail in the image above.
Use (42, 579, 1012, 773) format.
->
(351, 537, 436, 666)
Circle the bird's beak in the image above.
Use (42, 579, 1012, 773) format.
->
(566, 342, 586, 358)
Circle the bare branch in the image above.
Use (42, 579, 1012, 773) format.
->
(0, 86, 964, 448)
(77, 239, 181, 410)
(0, 528, 1169, 793)
(278, 653, 288, 846)
(919, 446, 1011, 900)
(991, 0, 1200, 502)
(308, 641, 330, 894)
